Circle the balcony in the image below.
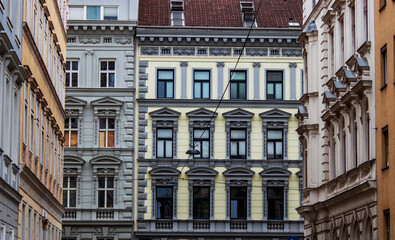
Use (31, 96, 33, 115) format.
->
(63, 210, 77, 219)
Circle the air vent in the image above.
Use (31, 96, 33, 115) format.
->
(161, 48, 171, 55)
(240, 2, 254, 12)
(103, 37, 112, 43)
(170, 0, 184, 11)
(240, 2, 256, 27)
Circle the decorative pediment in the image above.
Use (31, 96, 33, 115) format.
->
(186, 108, 217, 118)
(260, 168, 291, 178)
(259, 108, 291, 119)
(149, 166, 181, 177)
(90, 155, 122, 165)
(222, 108, 254, 119)
(186, 167, 218, 177)
(64, 155, 85, 166)
(91, 97, 123, 107)
(65, 96, 87, 107)
(149, 107, 181, 118)
(223, 167, 255, 177)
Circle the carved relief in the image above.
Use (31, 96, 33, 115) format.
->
(141, 47, 159, 55)
(114, 37, 133, 45)
(282, 48, 302, 57)
(79, 36, 100, 44)
(173, 47, 195, 56)
(209, 48, 231, 56)
(246, 48, 268, 56)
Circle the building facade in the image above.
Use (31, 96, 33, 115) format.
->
(62, 0, 138, 239)
(375, 0, 395, 239)
(135, 0, 304, 239)
(297, 0, 376, 239)
(18, 0, 68, 239)
(0, 0, 28, 239)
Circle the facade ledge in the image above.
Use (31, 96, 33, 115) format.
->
(299, 92, 318, 104)
(296, 124, 319, 135)
(357, 41, 371, 55)
(0, 176, 22, 203)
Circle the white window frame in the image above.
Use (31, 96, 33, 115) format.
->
(99, 60, 116, 88)
(65, 117, 79, 147)
(63, 176, 77, 208)
(99, 118, 115, 148)
(67, 5, 119, 20)
(65, 60, 79, 87)
(97, 176, 114, 208)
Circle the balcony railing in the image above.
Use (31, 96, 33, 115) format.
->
(96, 209, 114, 219)
(63, 210, 77, 219)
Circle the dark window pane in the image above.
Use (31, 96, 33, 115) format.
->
(66, 61, 70, 70)
(69, 176, 76, 188)
(69, 190, 76, 207)
(65, 73, 70, 87)
(98, 191, 105, 207)
(72, 61, 78, 70)
(158, 81, 165, 98)
(157, 187, 172, 198)
(99, 119, 106, 129)
(107, 118, 115, 129)
(109, 73, 115, 87)
(98, 177, 105, 188)
(267, 187, 284, 220)
(62, 191, 67, 207)
(230, 82, 237, 98)
(108, 61, 115, 70)
(107, 177, 114, 188)
(70, 118, 78, 129)
(72, 73, 78, 87)
(65, 118, 70, 129)
(107, 190, 114, 208)
(101, 61, 107, 70)
(100, 73, 107, 87)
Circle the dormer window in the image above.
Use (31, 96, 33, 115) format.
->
(240, 2, 257, 27)
(170, 0, 185, 26)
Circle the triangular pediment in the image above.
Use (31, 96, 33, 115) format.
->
(149, 166, 181, 176)
(90, 156, 122, 165)
(260, 167, 291, 177)
(223, 167, 255, 177)
(149, 107, 181, 118)
(64, 155, 85, 165)
(259, 108, 291, 119)
(91, 97, 123, 107)
(186, 167, 218, 177)
(222, 108, 254, 119)
(65, 96, 87, 107)
(186, 108, 217, 118)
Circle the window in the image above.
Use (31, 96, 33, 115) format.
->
(230, 187, 247, 219)
(98, 176, 114, 208)
(230, 129, 246, 159)
(65, 61, 78, 87)
(267, 187, 284, 220)
(86, 6, 100, 20)
(65, 118, 78, 147)
(266, 71, 283, 100)
(267, 130, 283, 159)
(68, 6, 84, 20)
(193, 187, 210, 219)
(194, 70, 210, 99)
(193, 129, 209, 159)
(157, 70, 174, 98)
(156, 129, 173, 158)
(171, 12, 184, 26)
(385, 209, 390, 240)
(230, 70, 246, 99)
(63, 176, 76, 208)
(381, 45, 388, 86)
(156, 187, 173, 219)
(100, 61, 115, 87)
(383, 126, 389, 169)
(99, 118, 115, 147)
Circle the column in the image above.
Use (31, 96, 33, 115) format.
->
(253, 62, 261, 100)
(217, 62, 224, 99)
(289, 63, 297, 100)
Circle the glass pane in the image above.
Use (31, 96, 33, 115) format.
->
(107, 191, 114, 208)
(99, 131, 106, 147)
(166, 81, 173, 98)
(66, 61, 70, 70)
(107, 177, 114, 188)
(108, 118, 115, 129)
(65, 73, 70, 87)
(63, 177, 68, 188)
(63, 191, 67, 207)
(108, 61, 115, 70)
(194, 71, 209, 80)
(275, 83, 282, 99)
(72, 61, 78, 70)
(165, 140, 173, 158)
(230, 142, 237, 156)
(231, 71, 245, 80)
(158, 129, 172, 138)
(100, 73, 107, 87)
(101, 61, 107, 70)
(194, 187, 210, 198)
(239, 83, 246, 99)
(98, 177, 105, 188)
(99, 119, 106, 129)
(87, 6, 100, 20)
(230, 83, 237, 98)
(202, 82, 209, 98)
(104, 7, 118, 20)
(107, 131, 114, 147)
(158, 70, 173, 80)
(157, 187, 172, 198)
(268, 71, 282, 82)
(69, 177, 76, 188)
(64, 132, 70, 147)
(158, 81, 165, 98)
(202, 141, 209, 158)
(157, 140, 164, 157)
(109, 73, 115, 87)
(239, 141, 246, 156)
(194, 129, 208, 139)
(70, 132, 78, 147)
(267, 83, 274, 94)
(231, 200, 238, 219)
(276, 142, 282, 157)
(69, 190, 76, 207)
(71, 118, 78, 128)
(72, 73, 78, 87)
(68, 6, 84, 20)
(268, 130, 282, 139)
(194, 82, 201, 98)
(98, 191, 105, 207)
(231, 130, 245, 139)
(267, 142, 274, 157)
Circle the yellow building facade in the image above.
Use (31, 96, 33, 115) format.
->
(136, 1, 304, 238)
(18, 0, 67, 239)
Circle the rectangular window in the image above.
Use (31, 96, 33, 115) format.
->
(103, 7, 118, 20)
(267, 187, 284, 220)
(383, 126, 389, 168)
(157, 70, 174, 98)
(100, 61, 115, 87)
(62, 176, 77, 208)
(382, 45, 388, 86)
(193, 187, 210, 219)
(385, 209, 390, 240)
(194, 70, 210, 99)
(99, 118, 115, 147)
(230, 187, 247, 219)
(156, 129, 173, 158)
(230, 129, 246, 159)
(86, 6, 100, 20)
(156, 187, 173, 219)
(193, 129, 210, 159)
(65, 118, 78, 147)
(230, 70, 246, 99)
(65, 61, 78, 87)
(267, 130, 283, 159)
(267, 71, 283, 100)
(68, 6, 84, 20)
(98, 176, 114, 208)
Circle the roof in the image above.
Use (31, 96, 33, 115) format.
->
(139, 0, 302, 28)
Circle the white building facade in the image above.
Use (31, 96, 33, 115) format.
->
(297, 0, 377, 239)
(62, 0, 138, 239)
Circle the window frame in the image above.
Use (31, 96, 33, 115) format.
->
(193, 128, 210, 159)
(157, 69, 175, 99)
(63, 176, 77, 208)
(266, 70, 284, 100)
(156, 186, 174, 219)
(97, 176, 114, 208)
(230, 129, 247, 159)
(156, 128, 173, 159)
(68, 5, 119, 20)
(64, 118, 78, 147)
(384, 209, 390, 240)
(229, 70, 247, 99)
(99, 60, 116, 88)
(99, 118, 115, 148)
(267, 129, 284, 159)
(193, 186, 210, 219)
(65, 60, 79, 87)
(381, 45, 388, 88)
(267, 186, 284, 220)
(230, 186, 247, 220)
(193, 70, 210, 99)
(382, 126, 389, 169)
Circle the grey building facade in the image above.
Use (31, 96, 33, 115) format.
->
(0, 0, 27, 239)
(62, 0, 138, 239)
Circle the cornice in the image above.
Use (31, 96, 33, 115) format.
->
(137, 99, 301, 109)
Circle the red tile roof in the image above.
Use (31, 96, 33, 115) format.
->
(139, 0, 302, 28)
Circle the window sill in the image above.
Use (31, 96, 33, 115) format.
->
(382, 165, 389, 171)
(380, 84, 387, 91)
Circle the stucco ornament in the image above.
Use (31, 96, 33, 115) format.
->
(79, 36, 100, 44)
(115, 37, 133, 44)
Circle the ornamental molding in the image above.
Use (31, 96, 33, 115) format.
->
(114, 37, 133, 45)
(79, 36, 100, 44)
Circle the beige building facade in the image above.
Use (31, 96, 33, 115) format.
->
(297, 0, 377, 239)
